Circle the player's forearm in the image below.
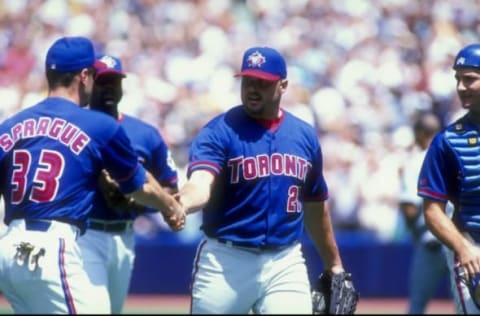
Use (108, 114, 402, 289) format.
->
(304, 202, 344, 273)
(178, 170, 214, 215)
(178, 181, 210, 214)
(424, 199, 467, 253)
(123, 198, 148, 214)
(129, 179, 185, 232)
(129, 172, 179, 216)
(128, 185, 179, 215)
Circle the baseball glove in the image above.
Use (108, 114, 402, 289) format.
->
(311, 271, 359, 314)
(97, 170, 136, 212)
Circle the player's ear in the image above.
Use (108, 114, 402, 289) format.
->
(279, 79, 288, 92)
(79, 67, 95, 83)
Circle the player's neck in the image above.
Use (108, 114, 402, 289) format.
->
(247, 107, 282, 120)
(48, 87, 81, 106)
(107, 108, 120, 120)
(255, 109, 284, 131)
(468, 110, 480, 124)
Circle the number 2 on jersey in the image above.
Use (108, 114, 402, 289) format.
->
(287, 185, 302, 212)
(11, 149, 64, 204)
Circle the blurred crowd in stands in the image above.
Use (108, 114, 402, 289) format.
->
(0, 0, 478, 243)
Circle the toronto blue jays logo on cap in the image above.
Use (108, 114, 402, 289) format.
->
(95, 54, 126, 78)
(247, 51, 267, 68)
(235, 46, 287, 81)
(99, 55, 119, 69)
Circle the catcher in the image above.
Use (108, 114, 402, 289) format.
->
(311, 271, 360, 314)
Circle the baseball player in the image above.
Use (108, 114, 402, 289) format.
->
(418, 43, 480, 314)
(177, 46, 347, 314)
(0, 36, 184, 314)
(399, 112, 451, 314)
(78, 54, 180, 314)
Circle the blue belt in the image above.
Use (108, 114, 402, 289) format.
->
(216, 238, 297, 251)
(11, 216, 83, 234)
(25, 219, 52, 231)
(89, 220, 133, 233)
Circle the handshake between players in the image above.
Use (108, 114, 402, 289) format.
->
(98, 169, 186, 231)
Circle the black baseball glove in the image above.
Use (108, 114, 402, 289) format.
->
(311, 271, 359, 314)
(97, 170, 138, 212)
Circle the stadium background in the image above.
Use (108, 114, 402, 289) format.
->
(0, 0, 477, 313)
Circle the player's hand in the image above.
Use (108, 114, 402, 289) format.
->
(162, 198, 186, 232)
(174, 191, 198, 216)
(457, 241, 480, 282)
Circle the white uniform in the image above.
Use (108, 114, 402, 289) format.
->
(77, 221, 135, 313)
(0, 38, 152, 315)
(191, 238, 312, 314)
(0, 219, 110, 314)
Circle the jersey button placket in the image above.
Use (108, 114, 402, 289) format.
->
(266, 133, 276, 245)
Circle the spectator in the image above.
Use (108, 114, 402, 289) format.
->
(0, 0, 478, 242)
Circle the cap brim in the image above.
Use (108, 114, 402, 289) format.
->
(93, 60, 105, 68)
(96, 69, 126, 78)
(234, 70, 280, 81)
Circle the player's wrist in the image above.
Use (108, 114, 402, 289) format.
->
(159, 197, 178, 217)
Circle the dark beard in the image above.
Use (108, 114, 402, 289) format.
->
(89, 94, 119, 118)
(79, 81, 90, 107)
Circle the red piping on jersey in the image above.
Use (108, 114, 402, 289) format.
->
(418, 188, 448, 201)
(115, 163, 142, 183)
(255, 110, 284, 132)
(117, 113, 125, 123)
(165, 175, 178, 186)
(188, 161, 222, 175)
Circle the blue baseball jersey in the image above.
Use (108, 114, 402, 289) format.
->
(417, 129, 460, 204)
(0, 97, 146, 232)
(187, 105, 328, 247)
(418, 113, 472, 232)
(88, 113, 178, 221)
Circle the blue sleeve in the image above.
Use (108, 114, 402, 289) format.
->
(101, 126, 146, 194)
(147, 136, 178, 188)
(139, 141, 179, 214)
(418, 133, 459, 202)
(187, 121, 224, 178)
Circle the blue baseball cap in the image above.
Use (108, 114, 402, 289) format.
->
(45, 36, 96, 72)
(235, 46, 287, 81)
(95, 54, 126, 78)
